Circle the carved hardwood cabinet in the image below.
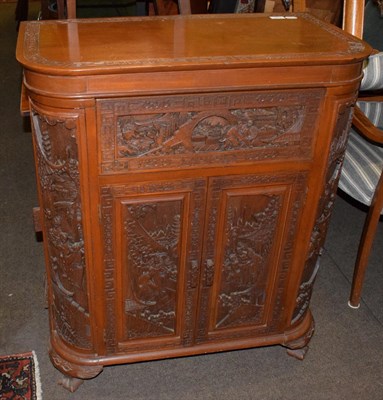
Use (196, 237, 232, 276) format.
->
(17, 13, 370, 390)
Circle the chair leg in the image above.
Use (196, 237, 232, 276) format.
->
(292, 0, 306, 12)
(178, 0, 191, 14)
(66, 0, 77, 18)
(349, 172, 383, 308)
(152, 0, 159, 14)
(56, 0, 66, 18)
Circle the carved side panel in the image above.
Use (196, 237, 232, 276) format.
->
(196, 172, 307, 342)
(291, 99, 355, 325)
(100, 179, 206, 352)
(97, 89, 324, 173)
(30, 108, 92, 350)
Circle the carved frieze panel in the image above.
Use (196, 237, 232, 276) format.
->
(97, 90, 324, 173)
(100, 179, 206, 352)
(196, 172, 307, 341)
(30, 107, 92, 350)
(292, 100, 355, 324)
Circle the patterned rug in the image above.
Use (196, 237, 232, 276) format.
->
(0, 351, 42, 400)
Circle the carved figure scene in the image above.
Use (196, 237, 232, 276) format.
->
(215, 193, 282, 329)
(32, 111, 91, 350)
(122, 200, 183, 340)
(117, 106, 304, 159)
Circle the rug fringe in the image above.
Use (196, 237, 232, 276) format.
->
(32, 351, 43, 400)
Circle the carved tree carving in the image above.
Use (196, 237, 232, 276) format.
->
(215, 194, 281, 329)
(122, 201, 182, 339)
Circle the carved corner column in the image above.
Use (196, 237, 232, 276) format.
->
(284, 98, 355, 359)
(30, 103, 102, 383)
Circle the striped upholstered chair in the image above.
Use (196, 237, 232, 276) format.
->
(338, 51, 383, 308)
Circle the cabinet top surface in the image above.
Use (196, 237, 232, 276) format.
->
(17, 13, 371, 76)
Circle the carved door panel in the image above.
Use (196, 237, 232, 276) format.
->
(100, 178, 206, 353)
(196, 172, 307, 343)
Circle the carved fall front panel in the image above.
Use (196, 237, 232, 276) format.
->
(97, 89, 323, 173)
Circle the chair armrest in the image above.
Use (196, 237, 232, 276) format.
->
(353, 105, 383, 144)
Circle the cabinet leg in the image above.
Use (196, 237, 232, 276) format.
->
(58, 375, 84, 392)
(286, 346, 309, 360)
(284, 314, 315, 360)
(49, 347, 103, 392)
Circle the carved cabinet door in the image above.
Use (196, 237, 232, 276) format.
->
(100, 178, 206, 353)
(195, 172, 308, 343)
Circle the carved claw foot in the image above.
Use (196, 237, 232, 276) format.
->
(58, 376, 84, 392)
(284, 314, 315, 360)
(286, 346, 309, 360)
(50, 347, 103, 392)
